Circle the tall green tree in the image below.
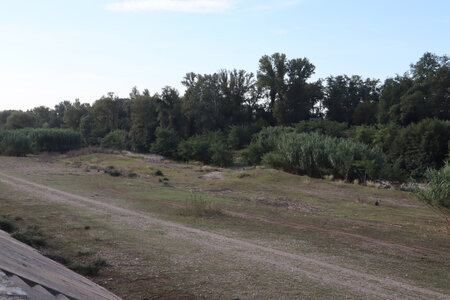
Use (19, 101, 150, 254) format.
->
(257, 53, 288, 114)
(62, 99, 89, 131)
(5, 111, 36, 129)
(155, 86, 184, 133)
(129, 89, 159, 152)
(323, 75, 379, 124)
(258, 53, 322, 125)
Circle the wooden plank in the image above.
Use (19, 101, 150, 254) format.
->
(0, 230, 121, 300)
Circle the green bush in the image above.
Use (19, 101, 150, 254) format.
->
(261, 151, 290, 171)
(210, 141, 233, 167)
(69, 258, 108, 277)
(150, 127, 180, 158)
(11, 226, 47, 248)
(177, 132, 233, 167)
(100, 129, 128, 150)
(227, 124, 259, 150)
(295, 118, 349, 138)
(388, 119, 449, 178)
(179, 194, 222, 217)
(349, 125, 377, 145)
(241, 126, 294, 165)
(0, 216, 15, 233)
(178, 134, 212, 164)
(0, 130, 32, 156)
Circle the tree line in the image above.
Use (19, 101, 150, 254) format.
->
(0, 52, 448, 180)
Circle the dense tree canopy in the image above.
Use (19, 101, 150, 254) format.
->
(1, 51, 448, 178)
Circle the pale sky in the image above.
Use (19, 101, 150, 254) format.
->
(0, 0, 449, 110)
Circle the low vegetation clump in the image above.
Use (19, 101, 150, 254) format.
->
(295, 119, 349, 138)
(100, 129, 129, 150)
(180, 195, 222, 217)
(150, 127, 181, 158)
(69, 258, 108, 276)
(227, 124, 260, 150)
(65, 146, 118, 158)
(4, 217, 108, 276)
(0, 216, 16, 233)
(242, 126, 294, 165)
(11, 225, 47, 248)
(178, 132, 233, 167)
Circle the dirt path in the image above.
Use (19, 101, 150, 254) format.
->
(0, 171, 448, 300)
(222, 210, 441, 256)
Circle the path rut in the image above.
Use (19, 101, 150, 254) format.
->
(0, 171, 448, 300)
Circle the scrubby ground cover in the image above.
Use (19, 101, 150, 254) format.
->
(0, 153, 449, 299)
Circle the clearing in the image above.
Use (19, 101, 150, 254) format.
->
(0, 152, 449, 299)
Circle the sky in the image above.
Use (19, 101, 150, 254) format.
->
(0, 0, 449, 110)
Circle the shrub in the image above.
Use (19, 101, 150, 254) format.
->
(69, 258, 108, 276)
(388, 119, 449, 178)
(65, 146, 117, 158)
(261, 151, 290, 171)
(177, 132, 231, 166)
(241, 126, 294, 165)
(180, 195, 222, 217)
(150, 127, 180, 158)
(0, 216, 15, 233)
(241, 142, 265, 165)
(11, 226, 47, 248)
(295, 118, 348, 138)
(349, 125, 377, 145)
(178, 134, 212, 164)
(0, 130, 32, 156)
(227, 124, 259, 150)
(100, 129, 128, 150)
(210, 141, 233, 167)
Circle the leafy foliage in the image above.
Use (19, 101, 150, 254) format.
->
(387, 119, 449, 177)
(101, 129, 129, 150)
(241, 126, 294, 165)
(0, 52, 448, 180)
(178, 132, 233, 166)
(150, 127, 181, 158)
(295, 118, 349, 138)
(227, 124, 259, 150)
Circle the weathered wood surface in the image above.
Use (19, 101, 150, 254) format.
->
(0, 230, 121, 300)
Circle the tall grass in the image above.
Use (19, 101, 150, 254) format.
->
(0, 128, 82, 155)
(180, 194, 222, 217)
(244, 127, 388, 182)
(414, 162, 450, 233)
(276, 132, 387, 181)
(0, 130, 32, 156)
(20, 128, 82, 152)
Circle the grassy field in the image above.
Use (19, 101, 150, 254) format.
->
(0, 152, 449, 299)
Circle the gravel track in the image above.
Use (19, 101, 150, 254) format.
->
(0, 170, 448, 300)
